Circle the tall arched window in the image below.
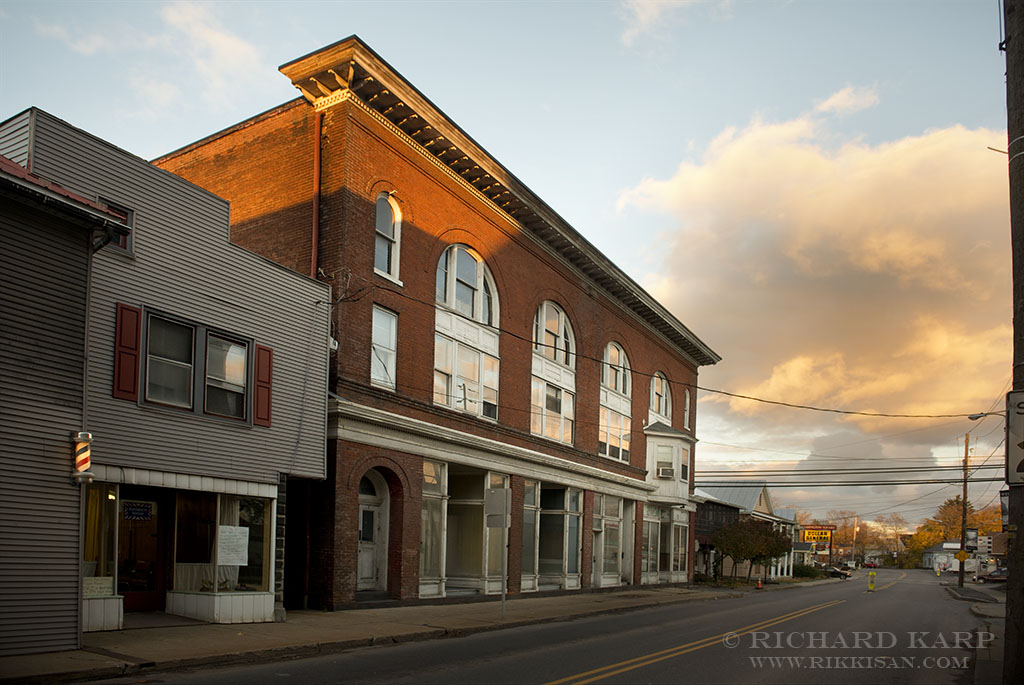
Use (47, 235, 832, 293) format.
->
(684, 388, 691, 430)
(435, 244, 497, 326)
(533, 301, 575, 367)
(599, 342, 631, 462)
(374, 192, 401, 280)
(531, 302, 576, 444)
(434, 244, 500, 420)
(650, 372, 671, 423)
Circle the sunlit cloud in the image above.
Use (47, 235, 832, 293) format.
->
(627, 101, 1011, 523)
(815, 85, 880, 115)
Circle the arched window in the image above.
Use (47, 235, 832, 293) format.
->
(684, 388, 691, 430)
(599, 342, 631, 462)
(533, 301, 575, 367)
(374, 192, 401, 280)
(601, 342, 630, 396)
(434, 244, 500, 420)
(650, 372, 671, 422)
(435, 244, 497, 326)
(530, 302, 576, 444)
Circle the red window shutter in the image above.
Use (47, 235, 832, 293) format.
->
(112, 303, 141, 401)
(254, 344, 273, 427)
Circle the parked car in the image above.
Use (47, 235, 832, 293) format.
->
(863, 561, 877, 568)
(975, 568, 1009, 584)
(828, 567, 852, 579)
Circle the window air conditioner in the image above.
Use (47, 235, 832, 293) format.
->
(656, 466, 674, 479)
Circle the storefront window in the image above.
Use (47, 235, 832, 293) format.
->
(673, 524, 688, 573)
(217, 496, 270, 592)
(174, 491, 217, 591)
(83, 482, 117, 597)
(420, 460, 445, 579)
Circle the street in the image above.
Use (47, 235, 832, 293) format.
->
(96, 570, 983, 685)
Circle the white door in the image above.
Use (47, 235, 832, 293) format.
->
(358, 504, 380, 590)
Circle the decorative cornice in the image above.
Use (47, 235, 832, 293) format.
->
(279, 37, 721, 369)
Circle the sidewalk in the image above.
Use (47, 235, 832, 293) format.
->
(941, 581, 1007, 685)
(0, 585, 748, 683)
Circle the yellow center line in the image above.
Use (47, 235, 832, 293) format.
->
(545, 599, 846, 685)
(864, 571, 907, 593)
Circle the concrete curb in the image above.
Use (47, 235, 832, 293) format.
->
(1, 590, 748, 684)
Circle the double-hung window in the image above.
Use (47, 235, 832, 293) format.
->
(371, 306, 397, 390)
(434, 244, 500, 421)
(374, 192, 401, 281)
(146, 316, 196, 409)
(205, 334, 248, 418)
(434, 334, 499, 419)
(650, 372, 671, 424)
(531, 302, 576, 444)
(599, 342, 631, 462)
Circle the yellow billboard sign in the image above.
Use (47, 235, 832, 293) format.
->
(803, 529, 832, 542)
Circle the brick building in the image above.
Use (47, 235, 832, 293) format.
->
(155, 36, 720, 609)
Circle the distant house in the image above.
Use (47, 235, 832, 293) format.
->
(695, 481, 796, 579)
(692, 488, 742, 577)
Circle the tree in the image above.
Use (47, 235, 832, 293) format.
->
(713, 518, 762, 579)
(826, 510, 858, 547)
(874, 513, 908, 564)
(780, 505, 813, 526)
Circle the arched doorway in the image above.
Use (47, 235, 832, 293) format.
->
(357, 469, 389, 592)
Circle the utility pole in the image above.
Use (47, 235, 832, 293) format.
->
(1002, 2, 1024, 682)
(959, 433, 969, 589)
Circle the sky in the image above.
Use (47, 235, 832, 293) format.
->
(0, 0, 1013, 530)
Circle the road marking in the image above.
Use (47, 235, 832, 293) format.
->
(863, 571, 907, 593)
(545, 599, 846, 685)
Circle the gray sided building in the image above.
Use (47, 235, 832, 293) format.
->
(0, 109, 331, 655)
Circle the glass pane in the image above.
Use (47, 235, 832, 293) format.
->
(83, 483, 117, 596)
(372, 308, 395, 348)
(545, 385, 561, 413)
(375, 195, 394, 238)
(531, 379, 543, 434)
(523, 480, 538, 507)
(207, 336, 246, 386)
(434, 335, 452, 373)
(359, 476, 376, 496)
(435, 255, 448, 303)
(489, 473, 508, 489)
(433, 371, 450, 405)
(521, 508, 537, 574)
(543, 331, 557, 359)
(544, 410, 560, 440)
(449, 473, 484, 500)
(422, 461, 443, 495)
(538, 512, 564, 574)
(217, 496, 270, 592)
(206, 385, 244, 418)
(567, 514, 580, 573)
(483, 355, 499, 388)
(674, 525, 687, 572)
(375, 233, 392, 273)
(446, 502, 483, 576)
(148, 358, 192, 407)
(420, 497, 443, 577)
(563, 418, 573, 444)
(360, 509, 375, 542)
(455, 246, 477, 284)
(454, 281, 475, 317)
(604, 496, 620, 518)
(599, 407, 610, 456)
(603, 520, 620, 574)
(483, 280, 492, 326)
(657, 444, 673, 460)
(371, 348, 394, 386)
(172, 492, 216, 591)
(660, 520, 672, 573)
(568, 490, 581, 512)
(150, 317, 193, 363)
(487, 524, 503, 575)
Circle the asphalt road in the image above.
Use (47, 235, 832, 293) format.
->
(98, 569, 982, 685)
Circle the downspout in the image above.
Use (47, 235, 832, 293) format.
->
(310, 110, 322, 279)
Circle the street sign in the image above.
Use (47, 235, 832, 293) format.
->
(954, 550, 970, 562)
(965, 528, 978, 551)
(1009, 391, 1024, 486)
(803, 530, 832, 542)
(803, 524, 837, 531)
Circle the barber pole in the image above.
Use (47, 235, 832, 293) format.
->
(71, 432, 94, 483)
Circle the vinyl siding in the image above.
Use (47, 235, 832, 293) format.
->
(26, 110, 331, 485)
(0, 109, 32, 167)
(0, 202, 89, 656)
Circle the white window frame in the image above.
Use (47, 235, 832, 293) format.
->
(373, 192, 402, 284)
(533, 301, 575, 367)
(370, 305, 397, 390)
(601, 342, 630, 396)
(531, 378, 575, 444)
(204, 333, 248, 419)
(435, 244, 498, 326)
(599, 342, 632, 462)
(650, 372, 671, 424)
(599, 406, 631, 462)
(433, 333, 499, 420)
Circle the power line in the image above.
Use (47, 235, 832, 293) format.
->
(345, 277, 1000, 420)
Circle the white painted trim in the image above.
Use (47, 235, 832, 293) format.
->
(330, 398, 654, 499)
(91, 465, 278, 498)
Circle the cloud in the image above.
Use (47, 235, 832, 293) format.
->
(34, 23, 113, 55)
(815, 85, 880, 115)
(620, 0, 728, 47)
(159, 1, 264, 107)
(626, 105, 1010, 523)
